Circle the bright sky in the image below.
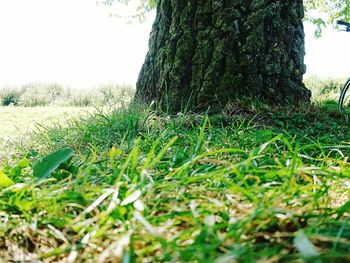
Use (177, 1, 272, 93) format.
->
(0, 0, 349, 88)
(304, 23, 350, 79)
(0, 0, 154, 88)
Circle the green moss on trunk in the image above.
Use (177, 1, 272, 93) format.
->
(136, 0, 311, 112)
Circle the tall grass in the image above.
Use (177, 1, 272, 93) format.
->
(0, 83, 135, 107)
(304, 75, 346, 102)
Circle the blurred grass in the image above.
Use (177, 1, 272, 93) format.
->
(304, 75, 346, 102)
(0, 106, 94, 140)
(0, 106, 96, 165)
(0, 83, 134, 107)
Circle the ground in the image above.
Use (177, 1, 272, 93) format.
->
(0, 102, 349, 262)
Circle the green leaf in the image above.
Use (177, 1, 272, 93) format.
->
(0, 171, 15, 187)
(58, 191, 86, 205)
(33, 148, 74, 179)
(18, 158, 30, 169)
(336, 199, 350, 219)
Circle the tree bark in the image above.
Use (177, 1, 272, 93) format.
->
(136, 0, 311, 112)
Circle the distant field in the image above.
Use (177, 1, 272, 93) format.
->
(0, 106, 93, 140)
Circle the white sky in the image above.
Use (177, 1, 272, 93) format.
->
(304, 23, 350, 79)
(0, 0, 349, 88)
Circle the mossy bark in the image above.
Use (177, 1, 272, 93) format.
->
(136, 0, 311, 112)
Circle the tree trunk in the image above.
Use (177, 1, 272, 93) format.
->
(135, 0, 311, 112)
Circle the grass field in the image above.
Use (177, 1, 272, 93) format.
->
(0, 106, 94, 162)
(0, 101, 350, 262)
(0, 107, 94, 139)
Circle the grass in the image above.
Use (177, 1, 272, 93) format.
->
(0, 106, 94, 139)
(0, 83, 134, 107)
(0, 106, 95, 165)
(0, 101, 349, 262)
(304, 75, 346, 102)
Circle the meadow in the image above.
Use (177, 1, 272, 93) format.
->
(0, 80, 349, 262)
(0, 106, 97, 167)
(0, 106, 93, 140)
(0, 83, 134, 107)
